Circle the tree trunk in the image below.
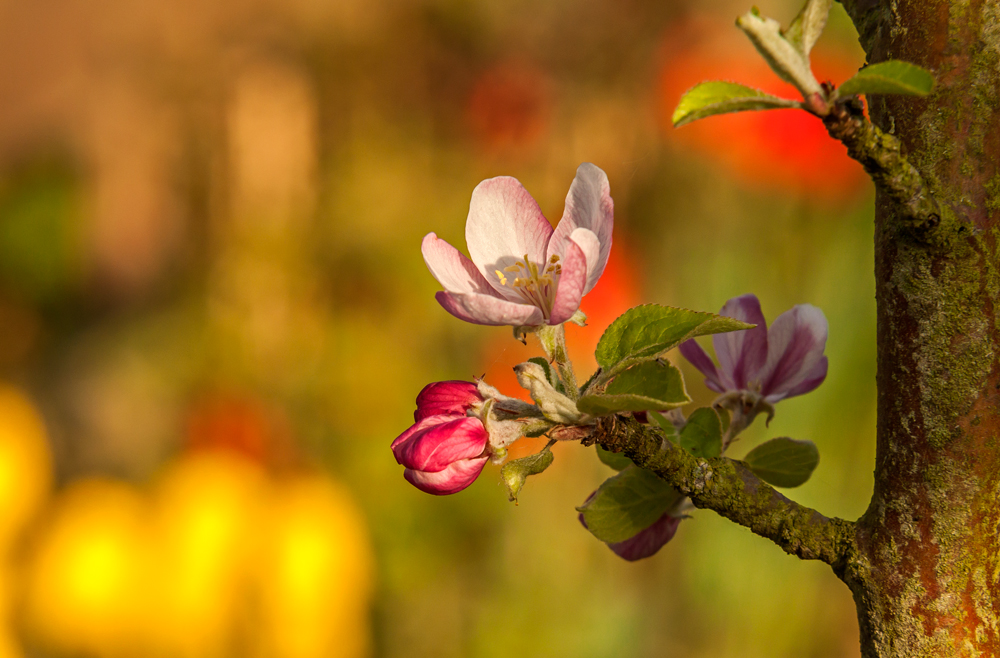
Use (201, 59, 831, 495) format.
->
(838, 1, 1000, 655)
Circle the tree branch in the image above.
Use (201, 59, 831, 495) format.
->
(591, 414, 856, 568)
(822, 97, 941, 239)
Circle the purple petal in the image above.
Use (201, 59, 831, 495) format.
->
(415, 381, 481, 421)
(678, 339, 726, 393)
(465, 176, 554, 298)
(404, 456, 490, 495)
(391, 416, 488, 472)
(711, 294, 768, 390)
(421, 233, 498, 296)
(765, 356, 827, 403)
(758, 304, 828, 399)
(547, 163, 613, 294)
(607, 512, 683, 561)
(548, 237, 587, 325)
(435, 291, 545, 327)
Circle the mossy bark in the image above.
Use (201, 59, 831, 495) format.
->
(836, 1, 1000, 655)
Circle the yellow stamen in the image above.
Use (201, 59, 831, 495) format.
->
(495, 270, 507, 286)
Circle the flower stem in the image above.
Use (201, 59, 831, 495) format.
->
(536, 324, 579, 401)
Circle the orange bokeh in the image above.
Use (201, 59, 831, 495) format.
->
(657, 18, 868, 199)
(466, 61, 552, 155)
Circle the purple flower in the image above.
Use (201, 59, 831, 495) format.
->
(679, 294, 828, 404)
(392, 382, 490, 495)
(421, 163, 613, 326)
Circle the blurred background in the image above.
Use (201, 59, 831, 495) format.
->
(0, 0, 875, 656)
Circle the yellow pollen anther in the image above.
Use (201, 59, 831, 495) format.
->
(549, 254, 560, 263)
(495, 270, 507, 286)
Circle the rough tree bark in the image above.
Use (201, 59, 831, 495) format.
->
(591, 1, 1000, 655)
(837, 1, 1000, 655)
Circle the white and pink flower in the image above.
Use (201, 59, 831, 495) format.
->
(679, 294, 828, 404)
(421, 163, 613, 327)
(391, 381, 490, 495)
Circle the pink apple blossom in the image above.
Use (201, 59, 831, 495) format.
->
(679, 294, 828, 404)
(392, 381, 489, 495)
(421, 163, 613, 326)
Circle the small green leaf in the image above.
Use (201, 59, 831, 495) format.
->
(594, 304, 754, 376)
(744, 437, 819, 488)
(501, 446, 555, 502)
(596, 445, 632, 471)
(577, 360, 690, 416)
(647, 411, 679, 444)
(577, 467, 684, 543)
(838, 60, 934, 97)
(679, 407, 723, 459)
(673, 81, 799, 127)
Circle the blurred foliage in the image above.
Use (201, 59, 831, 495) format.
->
(0, 0, 874, 656)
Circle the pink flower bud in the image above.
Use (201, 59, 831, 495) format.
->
(391, 414, 489, 495)
(414, 381, 482, 421)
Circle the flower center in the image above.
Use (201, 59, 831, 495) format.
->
(495, 254, 562, 318)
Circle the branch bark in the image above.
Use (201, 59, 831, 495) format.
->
(590, 414, 857, 568)
(822, 98, 940, 239)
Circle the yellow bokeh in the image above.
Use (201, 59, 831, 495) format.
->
(144, 451, 269, 658)
(18, 452, 374, 658)
(253, 476, 373, 658)
(0, 386, 52, 550)
(22, 479, 145, 658)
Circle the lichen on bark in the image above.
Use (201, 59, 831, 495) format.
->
(831, 1, 1000, 655)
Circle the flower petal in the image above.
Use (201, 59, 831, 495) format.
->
(607, 512, 683, 561)
(548, 237, 588, 325)
(415, 381, 481, 421)
(766, 356, 827, 403)
(567, 227, 603, 294)
(391, 413, 462, 454)
(421, 233, 498, 295)
(465, 176, 554, 298)
(435, 291, 545, 326)
(392, 416, 487, 472)
(547, 163, 613, 293)
(404, 456, 490, 495)
(758, 304, 828, 399)
(711, 294, 768, 390)
(678, 339, 726, 393)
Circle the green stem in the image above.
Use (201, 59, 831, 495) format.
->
(536, 324, 579, 401)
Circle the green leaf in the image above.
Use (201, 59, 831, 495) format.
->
(838, 60, 934, 97)
(673, 81, 799, 127)
(577, 467, 684, 543)
(679, 407, 723, 459)
(596, 445, 632, 471)
(594, 304, 754, 376)
(647, 411, 679, 444)
(501, 446, 555, 502)
(577, 360, 690, 416)
(744, 437, 819, 488)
